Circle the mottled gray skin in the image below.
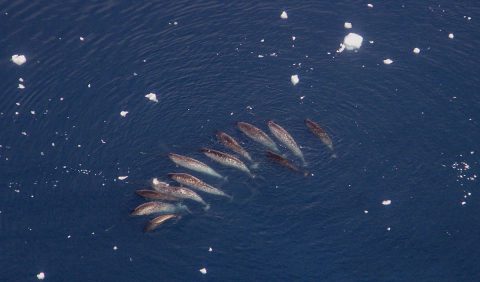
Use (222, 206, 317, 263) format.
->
(151, 178, 209, 208)
(267, 120, 306, 166)
(168, 153, 224, 179)
(237, 122, 280, 152)
(216, 131, 253, 162)
(266, 151, 310, 177)
(168, 173, 232, 199)
(144, 214, 177, 232)
(305, 119, 334, 150)
(131, 202, 190, 216)
(201, 148, 253, 177)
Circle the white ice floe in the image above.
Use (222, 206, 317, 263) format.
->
(199, 268, 207, 275)
(18, 84, 25, 89)
(413, 47, 421, 54)
(11, 54, 27, 66)
(290, 74, 299, 86)
(339, 33, 363, 52)
(383, 58, 394, 65)
(37, 272, 45, 280)
(448, 33, 454, 39)
(118, 176, 128, 180)
(80, 37, 84, 41)
(19, 78, 24, 82)
(113, 246, 118, 250)
(292, 36, 296, 41)
(280, 11, 288, 19)
(364, 210, 369, 214)
(382, 200, 392, 206)
(120, 111, 128, 117)
(367, 3, 374, 8)
(208, 247, 213, 252)
(344, 22, 352, 29)
(145, 92, 158, 103)
(87, 83, 91, 88)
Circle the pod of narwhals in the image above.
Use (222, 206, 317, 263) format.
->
(131, 119, 335, 232)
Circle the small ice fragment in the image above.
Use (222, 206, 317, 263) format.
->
(448, 33, 454, 39)
(343, 33, 363, 50)
(11, 54, 27, 66)
(260, 39, 264, 42)
(118, 176, 128, 180)
(18, 84, 25, 89)
(199, 268, 207, 275)
(336, 44, 346, 53)
(344, 22, 352, 29)
(383, 58, 394, 65)
(367, 3, 373, 8)
(208, 247, 213, 252)
(280, 11, 288, 19)
(113, 246, 118, 250)
(461, 201, 466, 206)
(387, 227, 391, 231)
(101, 139, 106, 144)
(258, 55, 264, 58)
(19, 78, 24, 82)
(382, 200, 392, 206)
(413, 47, 421, 54)
(300, 96, 305, 100)
(30, 111, 35, 115)
(80, 37, 84, 41)
(145, 93, 158, 103)
(173, 21, 178, 25)
(291, 74, 299, 86)
(87, 84, 91, 88)
(369, 40, 374, 44)
(120, 111, 128, 117)
(37, 272, 45, 280)
(292, 36, 296, 41)
(21, 131, 27, 136)
(364, 210, 369, 214)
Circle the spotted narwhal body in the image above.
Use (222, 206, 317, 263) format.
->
(136, 189, 181, 201)
(151, 178, 209, 209)
(267, 120, 306, 166)
(168, 173, 232, 199)
(216, 131, 253, 162)
(237, 122, 279, 152)
(305, 119, 336, 157)
(201, 148, 254, 177)
(131, 201, 190, 216)
(168, 153, 224, 179)
(144, 214, 178, 232)
(266, 151, 309, 176)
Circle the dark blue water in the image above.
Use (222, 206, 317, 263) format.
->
(1, 1, 480, 281)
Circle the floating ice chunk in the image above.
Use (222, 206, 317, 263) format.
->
(145, 93, 158, 103)
(344, 22, 352, 29)
(208, 247, 213, 252)
(199, 268, 207, 275)
(343, 33, 363, 50)
(336, 44, 346, 53)
(18, 84, 25, 89)
(113, 246, 118, 250)
(37, 272, 45, 280)
(413, 47, 421, 54)
(19, 78, 24, 82)
(118, 176, 128, 180)
(382, 200, 392, 206)
(290, 74, 299, 86)
(292, 36, 296, 41)
(120, 111, 128, 117)
(80, 37, 84, 41)
(11, 54, 27, 66)
(367, 3, 373, 8)
(383, 58, 394, 65)
(448, 33, 454, 39)
(364, 210, 369, 214)
(280, 11, 288, 19)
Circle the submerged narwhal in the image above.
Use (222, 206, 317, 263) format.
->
(305, 119, 336, 157)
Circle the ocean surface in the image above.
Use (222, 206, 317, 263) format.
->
(1, 1, 479, 281)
